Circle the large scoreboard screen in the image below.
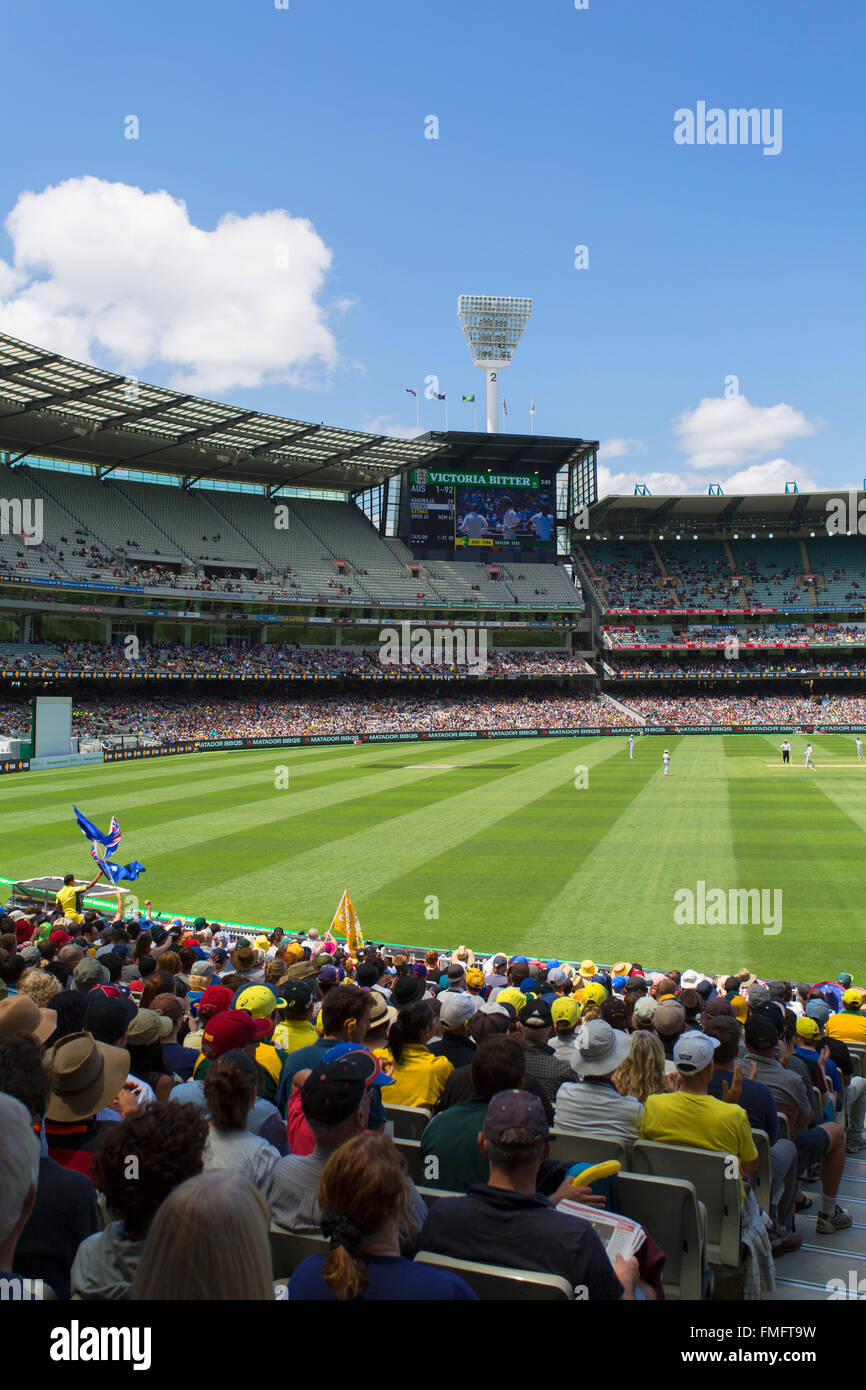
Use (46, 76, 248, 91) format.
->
(407, 467, 556, 556)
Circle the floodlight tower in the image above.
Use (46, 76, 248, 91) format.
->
(457, 295, 532, 433)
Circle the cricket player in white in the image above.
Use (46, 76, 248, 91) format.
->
(662, 748, 670, 776)
(804, 743, 816, 768)
(628, 734, 634, 759)
(501, 504, 520, 541)
(857, 737, 863, 759)
(458, 509, 490, 540)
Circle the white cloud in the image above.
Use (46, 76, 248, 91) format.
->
(0, 176, 342, 393)
(365, 415, 423, 440)
(598, 437, 646, 461)
(598, 463, 692, 496)
(720, 459, 818, 493)
(598, 457, 818, 500)
(675, 395, 816, 470)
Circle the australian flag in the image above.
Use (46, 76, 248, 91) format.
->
(73, 806, 146, 882)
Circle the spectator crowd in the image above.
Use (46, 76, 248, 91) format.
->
(2, 900, 865, 1302)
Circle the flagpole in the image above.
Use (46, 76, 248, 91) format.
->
(474, 399, 478, 431)
(444, 396, 448, 431)
(416, 389, 420, 434)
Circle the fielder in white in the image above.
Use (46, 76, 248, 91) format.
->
(663, 748, 670, 776)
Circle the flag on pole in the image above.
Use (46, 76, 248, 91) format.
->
(502, 399, 508, 415)
(328, 890, 365, 953)
(405, 388, 417, 397)
(530, 400, 536, 415)
(434, 392, 446, 401)
(462, 394, 475, 403)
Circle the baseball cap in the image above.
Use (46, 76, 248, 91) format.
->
(72, 958, 110, 993)
(279, 981, 314, 1018)
(654, 1000, 686, 1034)
(302, 1051, 392, 1127)
(551, 997, 580, 1031)
(522, 998, 553, 1030)
(700, 997, 734, 1025)
(126, 1008, 174, 1047)
(581, 982, 608, 1007)
(747, 983, 770, 1008)
(483, 1089, 549, 1144)
(843, 989, 863, 1010)
(496, 987, 526, 1014)
(730, 995, 748, 1023)
(197, 984, 234, 1019)
(547, 968, 567, 988)
(201, 1009, 272, 1057)
(49, 929, 72, 946)
(805, 999, 831, 1027)
(745, 1014, 781, 1051)
(796, 1016, 821, 1042)
(320, 1042, 395, 1086)
(673, 1033, 720, 1075)
(492, 954, 507, 970)
(439, 993, 477, 1029)
(465, 968, 484, 990)
(838, 973, 854, 988)
(632, 996, 657, 1024)
(150, 993, 185, 1024)
(86, 988, 137, 1027)
(235, 985, 283, 1018)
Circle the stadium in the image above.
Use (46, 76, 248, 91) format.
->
(3, 322, 866, 1310)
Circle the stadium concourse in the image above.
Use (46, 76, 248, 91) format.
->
(2, 914, 866, 1303)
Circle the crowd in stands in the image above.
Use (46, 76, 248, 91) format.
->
(5, 688, 866, 746)
(605, 624, 866, 649)
(2, 903, 865, 1302)
(0, 640, 589, 681)
(617, 692, 866, 725)
(584, 538, 866, 614)
(606, 658, 866, 678)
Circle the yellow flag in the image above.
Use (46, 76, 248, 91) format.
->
(328, 890, 364, 953)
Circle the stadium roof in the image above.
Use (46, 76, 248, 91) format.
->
(0, 331, 443, 489)
(588, 490, 862, 531)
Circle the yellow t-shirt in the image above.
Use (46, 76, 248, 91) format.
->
(55, 884, 84, 926)
(641, 1091, 757, 1200)
(372, 1044, 453, 1107)
(275, 1019, 318, 1054)
(826, 1011, 866, 1046)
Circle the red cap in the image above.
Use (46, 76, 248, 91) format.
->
(201, 1009, 271, 1058)
(49, 930, 72, 945)
(91, 984, 122, 1000)
(197, 985, 234, 1020)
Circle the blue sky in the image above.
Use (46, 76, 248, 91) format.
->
(1, 0, 864, 496)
